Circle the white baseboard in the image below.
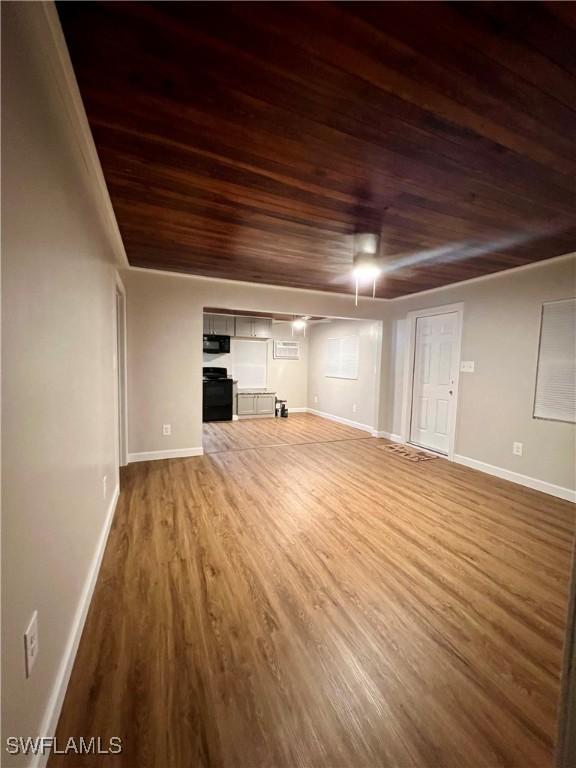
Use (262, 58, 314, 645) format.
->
(289, 407, 308, 413)
(306, 408, 373, 434)
(371, 430, 403, 441)
(32, 483, 120, 768)
(127, 447, 203, 463)
(453, 454, 576, 503)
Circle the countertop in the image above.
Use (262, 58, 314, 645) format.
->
(237, 391, 276, 395)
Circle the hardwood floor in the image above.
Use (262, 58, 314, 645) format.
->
(51, 436, 574, 768)
(202, 412, 368, 453)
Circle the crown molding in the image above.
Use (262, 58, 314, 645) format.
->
(32, 5, 574, 299)
(387, 250, 575, 303)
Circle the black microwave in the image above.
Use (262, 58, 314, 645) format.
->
(203, 334, 230, 354)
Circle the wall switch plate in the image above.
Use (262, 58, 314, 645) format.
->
(460, 361, 475, 373)
(24, 611, 39, 678)
(102, 475, 107, 499)
(163, 424, 171, 436)
(513, 442, 523, 456)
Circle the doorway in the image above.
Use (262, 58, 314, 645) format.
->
(401, 304, 463, 458)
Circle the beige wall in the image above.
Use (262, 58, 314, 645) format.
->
(382, 255, 576, 491)
(124, 270, 385, 456)
(307, 319, 382, 429)
(267, 323, 308, 409)
(2, 3, 120, 759)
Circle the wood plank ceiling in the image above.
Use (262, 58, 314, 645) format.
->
(58, 2, 576, 299)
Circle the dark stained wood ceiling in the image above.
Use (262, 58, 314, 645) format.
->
(58, 2, 576, 299)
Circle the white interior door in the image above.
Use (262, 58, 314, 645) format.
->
(409, 312, 458, 454)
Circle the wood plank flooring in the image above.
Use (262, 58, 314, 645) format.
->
(51, 434, 574, 768)
(202, 412, 368, 453)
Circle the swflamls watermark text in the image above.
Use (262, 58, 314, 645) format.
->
(5, 736, 122, 756)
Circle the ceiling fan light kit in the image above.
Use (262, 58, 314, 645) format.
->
(352, 233, 381, 305)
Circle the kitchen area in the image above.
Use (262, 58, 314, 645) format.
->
(203, 309, 304, 426)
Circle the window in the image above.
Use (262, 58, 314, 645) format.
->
(533, 298, 576, 423)
(325, 336, 359, 380)
(233, 339, 268, 389)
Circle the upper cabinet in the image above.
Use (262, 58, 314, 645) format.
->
(235, 316, 272, 338)
(203, 314, 235, 336)
(203, 313, 272, 338)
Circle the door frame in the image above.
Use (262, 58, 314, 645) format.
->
(115, 274, 129, 467)
(399, 302, 464, 461)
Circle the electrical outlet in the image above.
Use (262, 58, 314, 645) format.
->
(24, 611, 39, 678)
(102, 475, 107, 499)
(513, 442, 523, 456)
(460, 361, 475, 373)
(352, 403, 357, 413)
(163, 424, 171, 436)
(313, 395, 318, 404)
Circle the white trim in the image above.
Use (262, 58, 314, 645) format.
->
(453, 454, 576, 503)
(388, 251, 576, 302)
(31, 484, 120, 768)
(129, 253, 576, 304)
(289, 407, 308, 413)
(36, 3, 128, 268)
(115, 275, 128, 467)
(372, 430, 403, 441)
(306, 408, 373, 433)
(400, 302, 464, 461)
(127, 447, 204, 463)
(129, 265, 389, 306)
(372, 321, 384, 439)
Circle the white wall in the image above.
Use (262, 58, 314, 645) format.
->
(307, 319, 382, 430)
(124, 269, 385, 458)
(2, 3, 120, 761)
(382, 255, 576, 493)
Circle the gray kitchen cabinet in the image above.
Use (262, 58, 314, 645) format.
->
(235, 316, 272, 338)
(203, 313, 235, 336)
(237, 394, 257, 416)
(255, 393, 275, 414)
(237, 392, 276, 417)
(252, 317, 272, 338)
(234, 316, 254, 337)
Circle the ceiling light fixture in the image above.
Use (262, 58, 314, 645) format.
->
(291, 317, 307, 336)
(352, 233, 381, 305)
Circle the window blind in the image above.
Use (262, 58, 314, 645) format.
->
(233, 340, 268, 389)
(325, 336, 359, 379)
(533, 298, 576, 423)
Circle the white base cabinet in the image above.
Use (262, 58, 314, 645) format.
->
(237, 392, 276, 417)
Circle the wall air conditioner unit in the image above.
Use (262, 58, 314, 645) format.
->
(273, 340, 300, 360)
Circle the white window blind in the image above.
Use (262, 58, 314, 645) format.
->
(233, 340, 268, 389)
(325, 336, 359, 379)
(533, 298, 576, 423)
